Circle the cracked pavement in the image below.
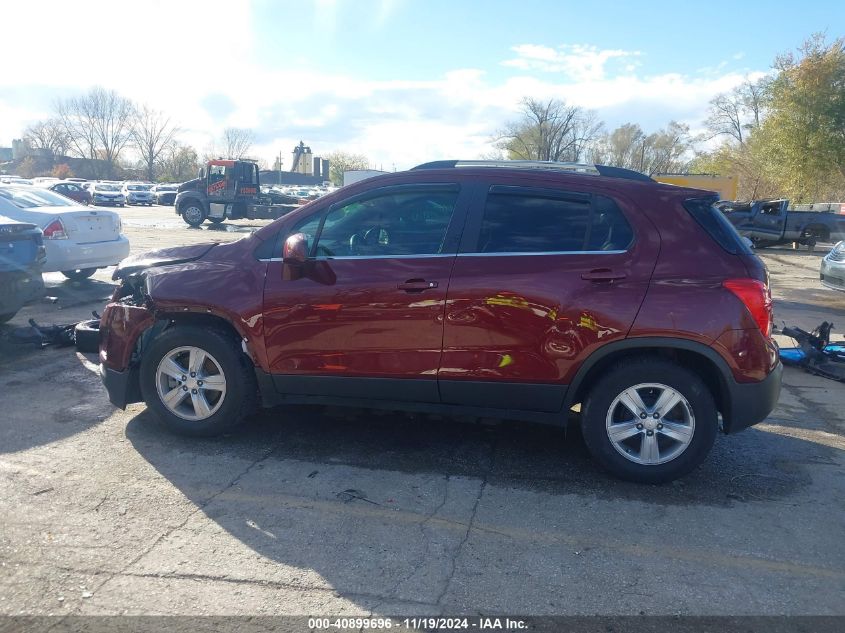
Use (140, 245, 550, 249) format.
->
(1, 211, 844, 616)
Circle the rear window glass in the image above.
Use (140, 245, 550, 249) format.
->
(0, 187, 76, 208)
(473, 190, 634, 253)
(683, 197, 752, 255)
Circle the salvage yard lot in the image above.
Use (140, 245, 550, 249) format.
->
(1, 204, 844, 616)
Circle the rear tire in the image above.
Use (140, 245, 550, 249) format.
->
(581, 358, 718, 484)
(62, 268, 97, 280)
(208, 217, 225, 225)
(139, 325, 257, 436)
(0, 312, 17, 324)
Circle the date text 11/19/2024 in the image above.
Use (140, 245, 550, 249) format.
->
(308, 617, 528, 630)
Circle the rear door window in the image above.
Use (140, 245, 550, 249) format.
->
(469, 187, 633, 254)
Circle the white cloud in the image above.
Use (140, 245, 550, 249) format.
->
(0, 7, 769, 173)
(502, 44, 642, 82)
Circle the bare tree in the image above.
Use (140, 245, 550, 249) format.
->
(132, 105, 178, 182)
(496, 98, 593, 162)
(55, 87, 135, 178)
(324, 151, 369, 185)
(23, 119, 70, 157)
(593, 121, 693, 175)
(705, 93, 746, 144)
(158, 143, 199, 182)
(739, 78, 769, 130)
(222, 128, 254, 159)
(705, 77, 771, 144)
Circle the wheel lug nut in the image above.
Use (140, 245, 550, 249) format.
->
(639, 413, 647, 419)
(657, 423, 663, 429)
(653, 413, 660, 419)
(197, 381, 203, 386)
(191, 389, 197, 394)
(182, 386, 188, 391)
(646, 430, 654, 436)
(181, 375, 187, 381)
(190, 372, 196, 378)
(636, 423, 643, 430)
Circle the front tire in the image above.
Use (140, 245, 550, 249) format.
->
(139, 325, 257, 436)
(62, 268, 97, 280)
(208, 216, 225, 225)
(581, 358, 718, 484)
(182, 203, 206, 227)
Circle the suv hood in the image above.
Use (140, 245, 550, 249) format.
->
(112, 243, 217, 280)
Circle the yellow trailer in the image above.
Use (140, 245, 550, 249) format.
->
(654, 173, 738, 201)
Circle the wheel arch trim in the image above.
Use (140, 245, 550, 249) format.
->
(563, 337, 732, 414)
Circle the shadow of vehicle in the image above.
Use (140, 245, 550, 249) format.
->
(119, 400, 839, 611)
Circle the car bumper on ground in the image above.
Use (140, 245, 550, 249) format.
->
(722, 361, 783, 433)
(0, 267, 45, 314)
(43, 235, 130, 273)
(820, 257, 845, 291)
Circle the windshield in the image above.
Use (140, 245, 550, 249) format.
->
(0, 186, 77, 208)
(95, 184, 119, 192)
(127, 185, 152, 191)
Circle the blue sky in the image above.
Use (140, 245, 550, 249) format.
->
(1, 0, 842, 170)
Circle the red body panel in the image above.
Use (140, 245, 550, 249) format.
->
(262, 257, 451, 378)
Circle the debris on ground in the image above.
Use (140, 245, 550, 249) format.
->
(778, 321, 845, 382)
(0, 311, 101, 351)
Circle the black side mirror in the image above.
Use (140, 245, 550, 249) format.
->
(283, 233, 309, 265)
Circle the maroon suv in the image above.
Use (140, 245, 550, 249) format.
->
(99, 161, 782, 483)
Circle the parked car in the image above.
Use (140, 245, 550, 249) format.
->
(123, 183, 155, 206)
(260, 187, 301, 206)
(0, 185, 129, 280)
(49, 181, 92, 206)
(90, 183, 125, 207)
(820, 241, 845, 291)
(98, 160, 782, 484)
(717, 198, 845, 251)
(32, 177, 62, 188)
(152, 184, 179, 205)
(0, 214, 45, 323)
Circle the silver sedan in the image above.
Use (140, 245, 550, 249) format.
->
(820, 241, 845, 291)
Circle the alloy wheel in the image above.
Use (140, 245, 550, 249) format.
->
(605, 382, 695, 465)
(155, 346, 227, 421)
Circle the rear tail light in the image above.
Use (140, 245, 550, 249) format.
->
(42, 218, 68, 240)
(723, 278, 773, 338)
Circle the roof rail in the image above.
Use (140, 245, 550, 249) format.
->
(411, 160, 653, 183)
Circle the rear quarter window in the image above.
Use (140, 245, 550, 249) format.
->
(683, 197, 752, 255)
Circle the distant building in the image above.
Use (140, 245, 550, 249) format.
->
(11, 139, 30, 160)
(291, 141, 312, 175)
(289, 141, 328, 180)
(259, 170, 327, 186)
(0, 146, 12, 162)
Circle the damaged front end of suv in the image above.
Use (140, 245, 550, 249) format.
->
(99, 243, 230, 408)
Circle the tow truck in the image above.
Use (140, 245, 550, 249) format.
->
(174, 159, 300, 227)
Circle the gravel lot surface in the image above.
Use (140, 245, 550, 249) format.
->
(1, 204, 844, 618)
